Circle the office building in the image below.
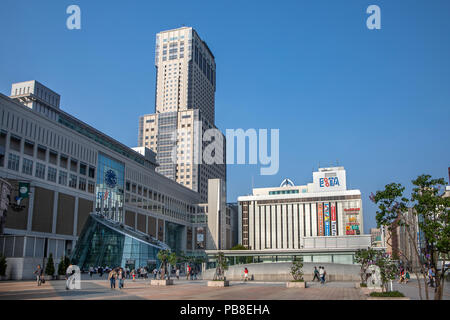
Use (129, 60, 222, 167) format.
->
(138, 27, 226, 203)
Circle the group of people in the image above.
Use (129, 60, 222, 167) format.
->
(398, 267, 411, 284)
(107, 268, 125, 289)
(312, 266, 327, 284)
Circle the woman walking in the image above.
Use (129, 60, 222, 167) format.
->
(108, 269, 117, 289)
(118, 268, 125, 289)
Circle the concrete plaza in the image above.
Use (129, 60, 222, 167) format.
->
(0, 276, 448, 300)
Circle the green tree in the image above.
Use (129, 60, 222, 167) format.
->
(213, 252, 228, 281)
(374, 252, 398, 292)
(290, 256, 304, 281)
(230, 244, 252, 264)
(371, 175, 450, 300)
(57, 256, 66, 276)
(0, 254, 7, 276)
(45, 253, 55, 277)
(411, 175, 450, 300)
(355, 248, 378, 285)
(157, 250, 177, 280)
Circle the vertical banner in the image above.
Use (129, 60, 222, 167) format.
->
(331, 203, 337, 236)
(324, 203, 330, 236)
(317, 203, 324, 236)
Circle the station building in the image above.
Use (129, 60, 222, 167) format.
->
(206, 167, 371, 266)
(0, 80, 233, 279)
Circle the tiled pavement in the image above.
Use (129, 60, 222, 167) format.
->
(0, 279, 367, 300)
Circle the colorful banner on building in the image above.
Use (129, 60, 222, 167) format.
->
(331, 203, 337, 236)
(324, 203, 330, 236)
(317, 203, 324, 236)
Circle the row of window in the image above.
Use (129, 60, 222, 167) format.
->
(7, 153, 95, 193)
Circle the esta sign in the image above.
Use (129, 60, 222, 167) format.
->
(319, 177, 340, 188)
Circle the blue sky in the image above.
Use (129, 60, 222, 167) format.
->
(1, 0, 449, 233)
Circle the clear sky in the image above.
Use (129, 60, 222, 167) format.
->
(1, 0, 449, 233)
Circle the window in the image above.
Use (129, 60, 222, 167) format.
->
(60, 155, 68, 168)
(80, 163, 87, 175)
(88, 167, 95, 178)
(35, 163, 46, 179)
(8, 153, 20, 171)
(58, 171, 67, 185)
(126, 181, 130, 191)
(88, 181, 95, 194)
(49, 150, 57, 165)
(70, 159, 78, 172)
(69, 174, 77, 188)
(37, 146, 46, 161)
(22, 158, 33, 175)
(47, 167, 57, 182)
(9, 135, 21, 152)
(79, 177, 86, 191)
(24, 140, 34, 156)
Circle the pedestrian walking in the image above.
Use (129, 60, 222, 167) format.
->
(131, 269, 136, 282)
(108, 269, 117, 289)
(34, 265, 43, 286)
(118, 268, 125, 289)
(152, 268, 157, 280)
(176, 268, 180, 280)
(187, 265, 191, 280)
(89, 266, 94, 278)
(319, 266, 325, 284)
(405, 270, 410, 283)
(312, 266, 320, 282)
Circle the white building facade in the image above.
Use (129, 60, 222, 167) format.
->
(235, 167, 369, 264)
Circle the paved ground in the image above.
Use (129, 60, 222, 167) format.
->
(393, 279, 450, 300)
(0, 278, 365, 300)
(0, 277, 447, 300)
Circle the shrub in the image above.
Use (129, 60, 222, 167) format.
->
(45, 253, 55, 276)
(360, 282, 367, 287)
(370, 291, 405, 297)
(57, 256, 66, 276)
(290, 257, 304, 281)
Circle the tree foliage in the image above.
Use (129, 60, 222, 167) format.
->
(371, 174, 450, 300)
(355, 247, 379, 284)
(45, 253, 55, 276)
(290, 256, 304, 281)
(157, 249, 177, 280)
(213, 252, 228, 281)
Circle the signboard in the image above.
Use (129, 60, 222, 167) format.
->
(312, 169, 347, 192)
(324, 203, 330, 236)
(331, 203, 337, 236)
(317, 203, 324, 236)
(19, 182, 30, 198)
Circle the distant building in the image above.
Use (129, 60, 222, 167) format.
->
(205, 167, 372, 265)
(370, 228, 383, 247)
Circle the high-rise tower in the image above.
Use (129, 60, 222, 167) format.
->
(138, 27, 226, 202)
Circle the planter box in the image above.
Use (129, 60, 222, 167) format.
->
(207, 281, 229, 287)
(286, 281, 307, 288)
(361, 287, 383, 295)
(150, 279, 173, 286)
(366, 297, 410, 300)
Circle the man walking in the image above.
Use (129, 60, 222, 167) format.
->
(312, 266, 320, 282)
(319, 266, 325, 284)
(108, 269, 117, 289)
(34, 264, 43, 286)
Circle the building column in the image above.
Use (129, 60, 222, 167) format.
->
(51, 191, 58, 234)
(73, 196, 79, 236)
(26, 186, 35, 232)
